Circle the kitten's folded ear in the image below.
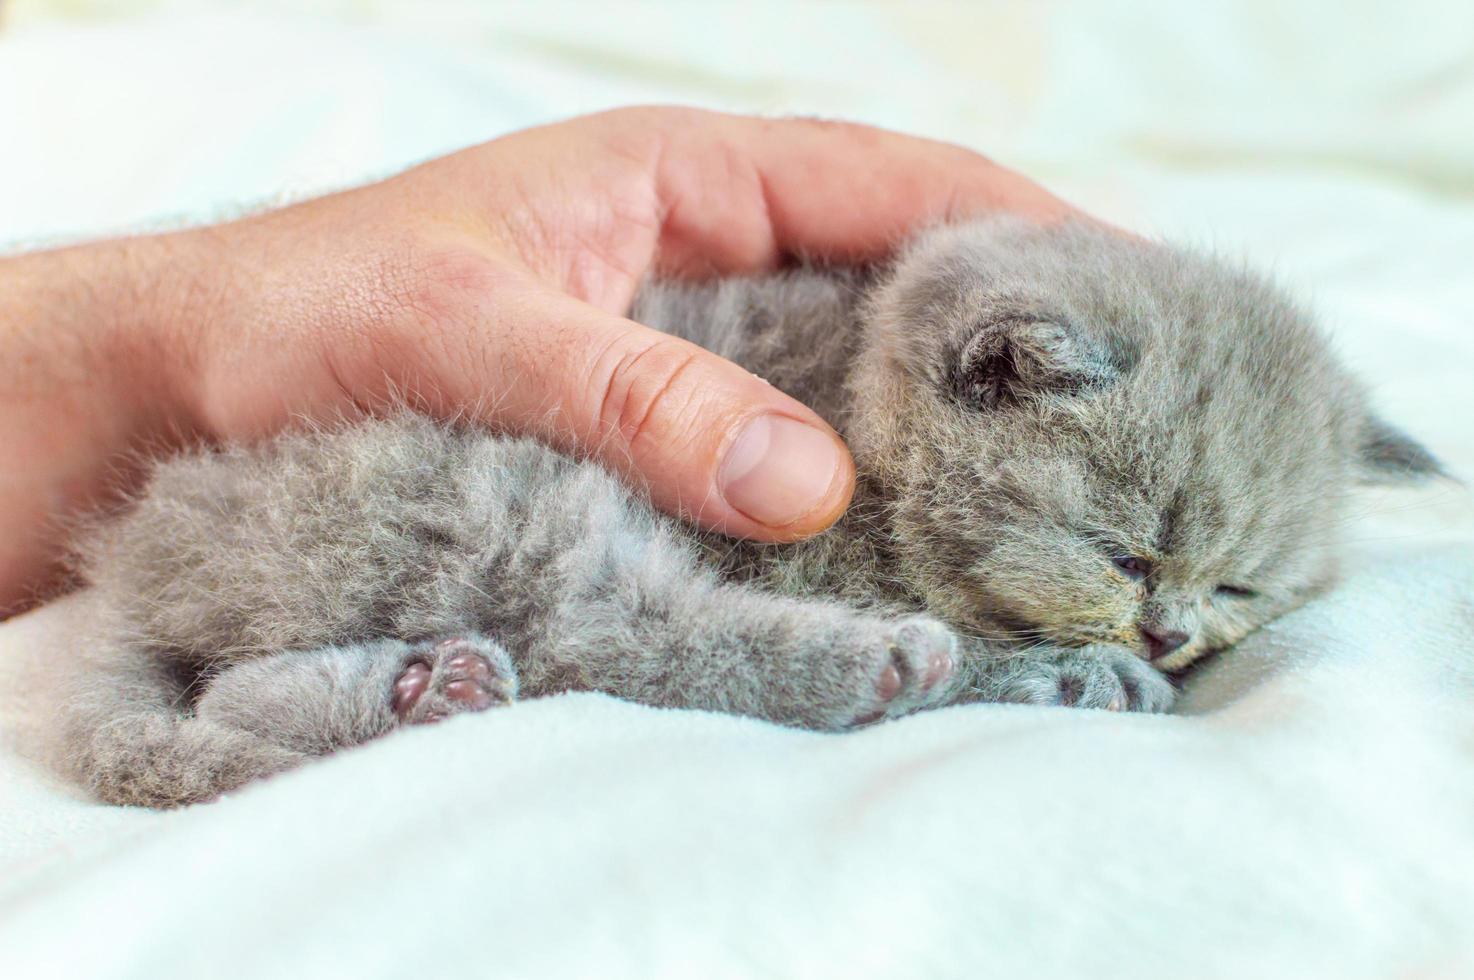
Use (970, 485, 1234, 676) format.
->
(1356, 414, 1445, 484)
(955, 316, 1127, 409)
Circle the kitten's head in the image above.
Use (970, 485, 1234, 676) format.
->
(849, 219, 1439, 669)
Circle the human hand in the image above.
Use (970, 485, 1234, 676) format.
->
(0, 106, 1072, 614)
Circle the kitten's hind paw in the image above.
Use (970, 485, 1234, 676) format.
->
(392, 635, 517, 725)
(850, 616, 957, 727)
(988, 644, 1175, 714)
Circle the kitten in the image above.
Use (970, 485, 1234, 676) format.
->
(61, 218, 1439, 807)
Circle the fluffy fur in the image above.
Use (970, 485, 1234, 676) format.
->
(60, 218, 1438, 807)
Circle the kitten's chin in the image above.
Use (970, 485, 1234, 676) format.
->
(1150, 645, 1217, 673)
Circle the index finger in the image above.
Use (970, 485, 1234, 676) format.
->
(638, 107, 1077, 275)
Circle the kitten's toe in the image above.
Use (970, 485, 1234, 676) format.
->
(1110, 651, 1176, 713)
(392, 635, 517, 725)
(852, 617, 958, 726)
(994, 645, 1175, 714)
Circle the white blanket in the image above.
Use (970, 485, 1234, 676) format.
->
(3, 4, 1473, 977)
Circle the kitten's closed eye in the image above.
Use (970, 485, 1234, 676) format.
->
(1215, 584, 1258, 599)
(1112, 555, 1153, 580)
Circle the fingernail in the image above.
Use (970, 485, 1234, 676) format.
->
(718, 414, 845, 528)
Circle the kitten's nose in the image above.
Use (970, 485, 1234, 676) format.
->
(1140, 624, 1190, 661)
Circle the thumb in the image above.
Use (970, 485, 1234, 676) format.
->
(450, 286, 855, 542)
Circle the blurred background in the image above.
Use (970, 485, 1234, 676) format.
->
(5, 0, 1473, 239)
(3, 0, 1470, 526)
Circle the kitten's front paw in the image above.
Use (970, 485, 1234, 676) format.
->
(989, 645, 1175, 713)
(392, 635, 517, 724)
(848, 616, 958, 727)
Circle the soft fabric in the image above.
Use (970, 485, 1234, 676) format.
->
(2, 3, 1472, 977)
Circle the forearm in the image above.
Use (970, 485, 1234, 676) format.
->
(0, 234, 198, 615)
(0, 183, 516, 619)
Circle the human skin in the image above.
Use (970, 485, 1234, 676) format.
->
(0, 106, 1072, 617)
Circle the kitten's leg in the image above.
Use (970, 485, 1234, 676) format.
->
(197, 634, 516, 752)
(961, 643, 1177, 713)
(67, 635, 514, 808)
(536, 593, 957, 732)
(83, 423, 951, 738)
(514, 523, 958, 731)
(61, 649, 308, 809)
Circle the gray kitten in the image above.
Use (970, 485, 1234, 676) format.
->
(60, 218, 1438, 808)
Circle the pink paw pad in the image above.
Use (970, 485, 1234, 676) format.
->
(392, 637, 515, 724)
(392, 662, 433, 717)
(854, 618, 958, 727)
(876, 665, 903, 702)
(922, 648, 955, 692)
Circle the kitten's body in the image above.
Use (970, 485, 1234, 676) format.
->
(63, 219, 1436, 807)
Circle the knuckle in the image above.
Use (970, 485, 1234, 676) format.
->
(344, 239, 512, 388)
(375, 241, 505, 335)
(594, 336, 708, 455)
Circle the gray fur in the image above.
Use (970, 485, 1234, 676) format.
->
(57, 218, 1436, 807)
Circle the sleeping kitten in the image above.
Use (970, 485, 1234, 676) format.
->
(62, 218, 1439, 807)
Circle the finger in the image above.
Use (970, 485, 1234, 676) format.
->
(409, 281, 855, 543)
(641, 107, 1077, 274)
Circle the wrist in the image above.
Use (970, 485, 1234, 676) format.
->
(0, 232, 208, 611)
(102, 229, 222, 442)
